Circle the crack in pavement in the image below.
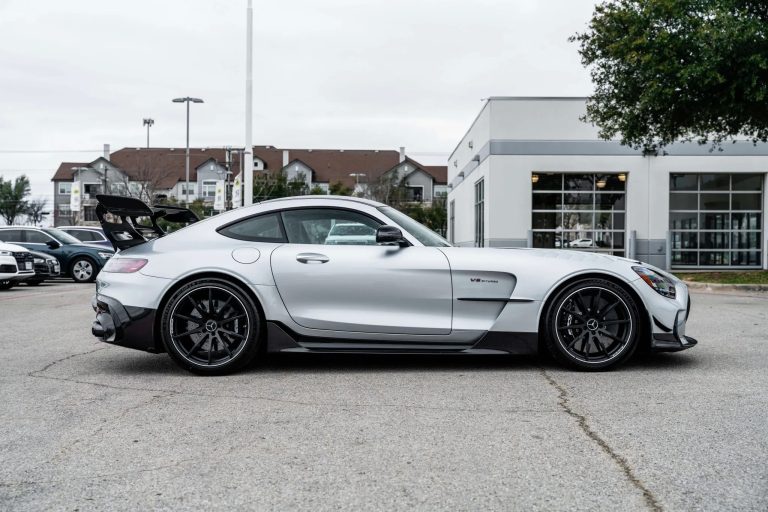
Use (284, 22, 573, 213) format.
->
(540, 368, 663, 512)
(28, 346, 109, 375)
(0, 459, 198, 488)
(27, 350, 555, 414)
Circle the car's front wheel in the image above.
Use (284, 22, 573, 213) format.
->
(0, 280, 15, 290)
(160, 278, 263, 375)
(70, 257, 96, 283)
(543, 278, 640, 370)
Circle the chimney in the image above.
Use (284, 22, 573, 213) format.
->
(103, 143, 110, 160)
(282, 150, 289, 167)
(399, 146, 405, 163)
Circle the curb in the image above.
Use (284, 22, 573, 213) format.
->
(683, 280, 768, 293)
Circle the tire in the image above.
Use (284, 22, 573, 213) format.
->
(26, 280, 42, 286)
(543, 278, 640, 371)
(0, 280, 14, 290)
(70, 257, 97, 283)
(160, 278, 263, 375)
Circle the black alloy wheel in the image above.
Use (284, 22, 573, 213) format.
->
(160, 278, 262, 375)
(543, 278, 640, 370)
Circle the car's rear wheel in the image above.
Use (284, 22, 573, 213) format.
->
(70, 257, 96, 283)
(160, 278, 262, 375)
(543, 278, 639, 370)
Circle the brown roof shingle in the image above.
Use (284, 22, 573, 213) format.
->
(51, 146, 447, 189)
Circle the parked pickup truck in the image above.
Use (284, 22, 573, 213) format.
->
(0, 242, 35, 290)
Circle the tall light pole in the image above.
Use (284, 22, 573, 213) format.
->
(143, 118, 154, 148)
(349, 173, 366, 194)
(243, 0, 254, 206)
(172, 97, 204, 206)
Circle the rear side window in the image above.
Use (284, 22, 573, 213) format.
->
(217, 213, 286, 243)
(0, 229, 23, 243)
(25, 230, 52, 244)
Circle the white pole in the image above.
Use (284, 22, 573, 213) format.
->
(243, 0, 254, 206)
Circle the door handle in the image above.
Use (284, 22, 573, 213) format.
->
(296, 253, 329, 264)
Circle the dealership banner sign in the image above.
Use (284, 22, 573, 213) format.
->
(232, 173, 242, 208)
(70, 181, 82, 212)
(213, 180, 226, 211)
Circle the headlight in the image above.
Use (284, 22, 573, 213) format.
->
(633, 266, 676, 299)
(0, 250, 11, 256)
(98, 251, 114, 260)
(34, 258, 44, 264)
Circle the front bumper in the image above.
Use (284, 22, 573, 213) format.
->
(650, 296, 697, 352)
(92, 294, 160, 353)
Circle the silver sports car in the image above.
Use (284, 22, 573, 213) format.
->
(91, 195, 696, 375)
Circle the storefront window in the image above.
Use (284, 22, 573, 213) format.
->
(531, 173, 626, 255)
(669, 173, 763, 268)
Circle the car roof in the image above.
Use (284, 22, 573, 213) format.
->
(259, 195, 386, 208)
(57, 226, 103, 231)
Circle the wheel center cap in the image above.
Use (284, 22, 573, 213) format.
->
(586, 319, 599, 331)
(205, 320, 218, 332)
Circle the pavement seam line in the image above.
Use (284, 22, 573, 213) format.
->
(27, 345, 109, 376)
(540, 368, 663, 512)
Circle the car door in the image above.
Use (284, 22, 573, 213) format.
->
(270, 207, 452, 335)
(22, 229, 57, 257)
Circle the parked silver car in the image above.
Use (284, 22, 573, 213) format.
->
(92, 195, 696, 375)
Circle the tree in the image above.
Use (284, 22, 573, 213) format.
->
(572, 0, 768, 151)
(25, 198, 48, 226)
(328, 181, 353, 196)
(253, 172, 310, 201)
(0, 175, 31, 225)
(119, 152, 176, 203)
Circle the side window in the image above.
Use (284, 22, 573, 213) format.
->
(25, 230, 52, 244)
(218, 213, 286, 242)
(75, 230, 96, 242)
(281, 208, 381, 245)
(0, 229, 23, 243)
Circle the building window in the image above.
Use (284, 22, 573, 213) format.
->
(531, 173, 626, 256)
(474, 179, 484, 247)
(83, 183, 102, 197)
(202, 180, 217, 199)
(670, 173, 763, 268)
(449, 199, 455, 244)
(58, 182, 72, 195)
(181, 183, 196, 197)
(406, 186, 423, 202)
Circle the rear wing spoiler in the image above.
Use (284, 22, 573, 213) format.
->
(95, 194, 199, 251)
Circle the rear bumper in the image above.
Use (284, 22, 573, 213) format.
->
(91, 294, 160, 353)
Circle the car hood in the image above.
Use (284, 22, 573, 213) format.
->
(71, 243, 113, 253)
(0, 242, 28, 253)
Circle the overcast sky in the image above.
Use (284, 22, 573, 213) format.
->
(0, 0, 597, 206)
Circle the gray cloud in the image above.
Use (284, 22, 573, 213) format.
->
(0, 0, 597, 208)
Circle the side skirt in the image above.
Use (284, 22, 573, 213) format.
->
(266, 322, 539, 355)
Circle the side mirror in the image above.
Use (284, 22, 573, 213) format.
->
(376, 225, 407, 246)
(46, 240, 61, 249)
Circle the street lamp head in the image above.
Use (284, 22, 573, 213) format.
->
(172, 97, 204, 104)
(143, 118, 154, 126)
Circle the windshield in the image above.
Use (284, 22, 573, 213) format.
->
(43, 228, 82, 245)
(378, 206, 451, 247)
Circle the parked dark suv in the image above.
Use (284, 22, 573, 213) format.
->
(0, 227, 114, 283)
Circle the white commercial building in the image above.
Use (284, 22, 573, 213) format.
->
(447, 97, 768, 270)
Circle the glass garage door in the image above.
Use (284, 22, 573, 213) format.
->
(531, 173, 626, 256)
(669, 173, 763, 268)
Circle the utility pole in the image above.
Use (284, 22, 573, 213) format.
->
(143, 118, 154, 148)
(243, 0, 254, 206)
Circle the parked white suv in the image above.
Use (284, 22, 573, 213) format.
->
(0, 242, 35, 290)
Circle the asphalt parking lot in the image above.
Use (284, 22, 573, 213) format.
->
(0, 282, 766, 511)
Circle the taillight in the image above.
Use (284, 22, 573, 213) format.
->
(103, 258, 148, 273)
